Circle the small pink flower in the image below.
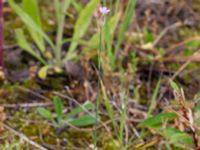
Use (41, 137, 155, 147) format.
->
(99, 6, 110, 15)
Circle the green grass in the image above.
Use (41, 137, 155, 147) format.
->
(4, 0, 200, 149)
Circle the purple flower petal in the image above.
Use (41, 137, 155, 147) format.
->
(99, 6, 110, 15)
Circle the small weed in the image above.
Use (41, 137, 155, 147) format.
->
(37, 96, 100, 128)
(8, 0, 99, 78)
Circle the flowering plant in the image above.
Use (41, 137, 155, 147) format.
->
(99, 6, 110, 15)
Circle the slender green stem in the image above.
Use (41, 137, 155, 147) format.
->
(55, 1, 65, 66)
(94, 0, 107, 147)
(93, 23, 103, 149)
(119, 93, 128, 148)
(147, 79, 161, 116)
(55, 0, 71, 66)
(103, 0, 106, 5)
(54, 0, 61, 24)
(115, 0, 120, 14)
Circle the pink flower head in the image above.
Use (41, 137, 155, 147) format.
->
(99, 6, 110, 15)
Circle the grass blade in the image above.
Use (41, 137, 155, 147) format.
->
(22, 0, 45, 52)
(15, 29, 46, 65)
(116, 0, 136, 50)
(64, 0, 99, 61)
(9, 0, 55, 51)
(147, 79, 161, 116)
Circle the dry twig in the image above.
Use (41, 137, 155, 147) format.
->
(3, 123, 47, 150)
(1, 103, 52, 108)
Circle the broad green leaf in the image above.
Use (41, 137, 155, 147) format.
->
(65, 0, 99, 60)
(68, 114, 98, 127)
(38, 65, 51, 79)
(170, 133, 193, 145)
(163, 128, 193, 146)
(22, 0, 45, 52)
(37, 107, 52, 120)
(53, 96, 63, 119)
(65, 101, 95, 119)
(15, 29, 46, 65)
(139, 112, 177, 128)
(9, 0, 55, 51)
(22, 0, 41, 26)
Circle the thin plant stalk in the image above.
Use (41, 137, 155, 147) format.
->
(93, 18, 103, 149)
(94, 2, 109, 147)
(147, 79, 161, 116)
(116, 0, 136, 52)
(119, 93, 128, 148)
(0, 0, 3, 67)
(55, 0, 71, 66)
(114, 0, 120, 14)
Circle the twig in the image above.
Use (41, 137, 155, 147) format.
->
(153, 22, 182, 47)
(2, 123, 47, 150)
(125, 123, 129, 146)
(165, 36, 200, 56)
(170, 49, 200, 81)
(1, 102, 52, 108)
(3, 44, 18, 50)
(17, 86, 51, 101)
